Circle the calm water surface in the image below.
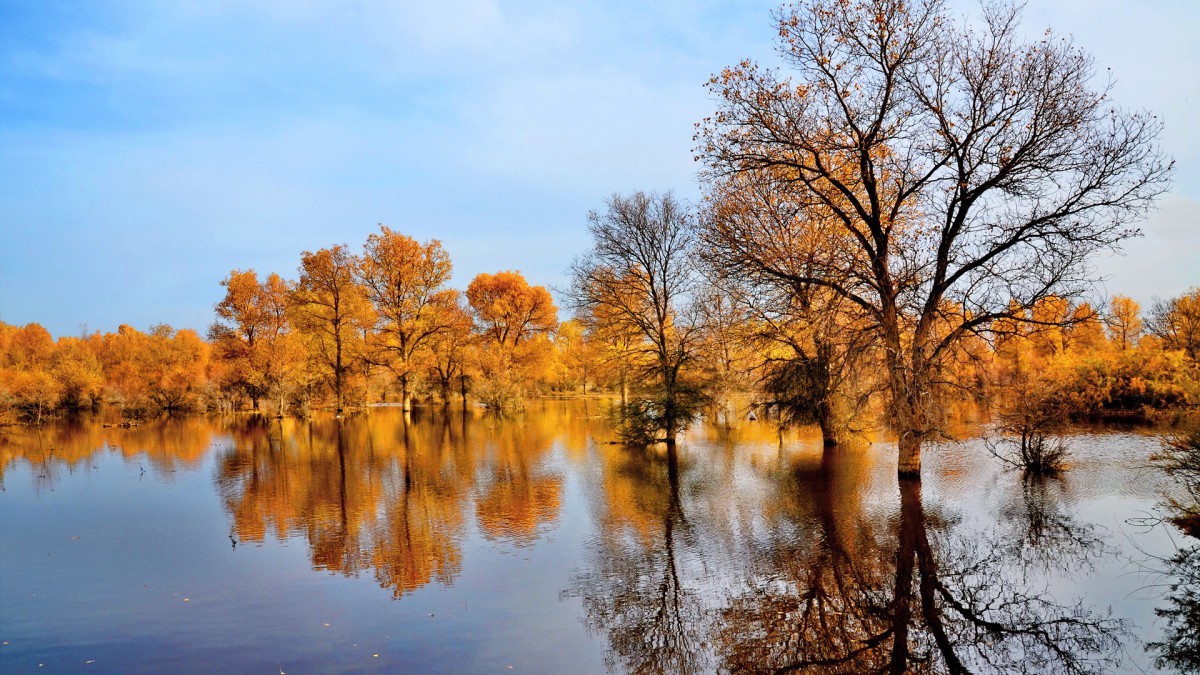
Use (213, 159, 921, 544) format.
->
(0, 402, 1194, 673)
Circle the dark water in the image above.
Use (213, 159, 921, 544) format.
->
(0, 402, 1194, 673)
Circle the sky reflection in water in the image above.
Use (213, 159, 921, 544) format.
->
(0, 402, 1192, 673)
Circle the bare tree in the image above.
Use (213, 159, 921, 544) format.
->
(703, 174, 879, 446)
(571, 191, 705, 445)
(1148, 288, 1200, 363)
(698, 0, 1170, 477)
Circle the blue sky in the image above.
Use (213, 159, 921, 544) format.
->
(1, 0, 1197, 338)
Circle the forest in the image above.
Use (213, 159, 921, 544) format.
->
(2, 0, 1199, 481)
(1, 220, 1197, 437)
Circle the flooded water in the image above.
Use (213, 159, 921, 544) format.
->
(0, 402, 1194, 673)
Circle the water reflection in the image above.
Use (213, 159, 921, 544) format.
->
(568, 444, 705, 675)
(726, 463, 1124, 673)
(1148, 542, 1200, 671)
(997, 475, 1108, 575)
(717, 447, 890, 673)
(474, 411, 562, 546)
(567, 443, 1126, 674)
(214, 409, 568, 598)
(0, 408, 1153, 672)
(1147, 430, 1200, 671)
(0, 417, 212, 486)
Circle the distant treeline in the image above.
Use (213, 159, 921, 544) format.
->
(1, 221, 1198, 428)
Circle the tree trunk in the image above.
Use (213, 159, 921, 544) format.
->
(335, 335, 344, 414)
(401, 374, 412, 412)
(664, 397, 678, 446)
(897, 432, 922, 478)
(817, 399, 838, 446)
(886, 323, 926, 479)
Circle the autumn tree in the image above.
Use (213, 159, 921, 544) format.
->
(552, 318, 599, 395)
(572, 191, 705, 445)
(691, 282, 757, 427)
(0, 323, 62, 424)
(1029, 296, 1072, 359)
(259, 273, 307, 415)
(576, 277, 649, 405)
(210, 270, 267, 408)
(210, 270, 302, 412)
(702, 171, 876, 445)
(93, 324, 150, 412)
(698, 0, 1169, 477)
(52, 335, 104, 410)
(358, 226, 457, 411)
(466, 270, 558, 410)
(140, 324, 209, 412)
(424, 291, 477, 405)
(80, 324, 209, 416)
(1106, 295, 1143, 351)
(1064, 303, 1107, 354)
(292, 245, 374, 413)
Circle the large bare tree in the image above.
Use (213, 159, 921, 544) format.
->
(572, 191, 704, 445)
(698, 0, 1170, 477)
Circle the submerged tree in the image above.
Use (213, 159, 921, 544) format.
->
(292, 245, 374, 413)
(987, 374, 1071, 476)
(704, 175, 878, 444)
(698, 0, 1170, 476)
(466, 270, 558, 410)
(209, 270, 271, 410)
(210, 270, 302, 414)
(572, 191, 705, 445)
(358, 225, 457, 412)
(425, 291, 477, 406)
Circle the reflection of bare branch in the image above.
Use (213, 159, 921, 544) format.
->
(1146, 543, 1200, 671)
(567, 446, 706, 675)
(1155, 428, 1200, 536)
(714, 462, 1124, 674)
(996, 476, 1109, 575)
(1145, 428, 1200, 669)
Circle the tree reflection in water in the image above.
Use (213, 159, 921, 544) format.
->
(996, 476, 1108, 577)
(724, 461, 1124, 674)
(571, 443, 1125, 674)
(214, 410, 565, 599)
(566, 444, 707, 675)
(1147, 541, 1200, 672)
(473, 411, 563, 546)
(1147, 431, 1200, 671)
(2, 409, 1140, 671)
